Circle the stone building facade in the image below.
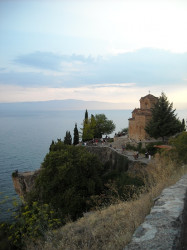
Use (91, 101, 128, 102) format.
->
(128, 94, 158, 141)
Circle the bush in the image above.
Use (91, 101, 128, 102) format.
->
(27, 140, 145, 222)
(0, 201, 61, 249)
(105, 172, 144, 202)
(126, 142, 145, 153)
(28, 141, 104, 220)
(12, 170, 18, 178)
(145, 141, 163, 155)
(169, 131, 187, 163)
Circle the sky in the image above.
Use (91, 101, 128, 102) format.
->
(0, 0, 187, 109)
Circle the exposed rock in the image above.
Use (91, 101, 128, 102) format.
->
(85, 146, 129, 171)
(12, 170, 40, 198)
(12, 146, 146, 199)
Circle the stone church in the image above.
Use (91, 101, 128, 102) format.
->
(128, 94, 158, 141)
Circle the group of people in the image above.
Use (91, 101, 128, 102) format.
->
(133, 151, 152, 160)
(82, 137, 109, 146)
(92, 138, 108, 146)
(145, 151, 151, 159)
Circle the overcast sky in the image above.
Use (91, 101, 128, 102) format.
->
(0, 0, 187, 109)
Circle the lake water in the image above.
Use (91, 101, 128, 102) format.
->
(0, 108, 186, 221)
(0, 109, 132, 221)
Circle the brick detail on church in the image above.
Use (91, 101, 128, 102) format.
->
(128, 94, 158, 141)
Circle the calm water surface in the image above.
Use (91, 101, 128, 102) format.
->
(0, 109, 132, 221)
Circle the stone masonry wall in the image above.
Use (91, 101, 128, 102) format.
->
(85, 146, 129, 171)
(129, 114, 153, 141)
(125, 173, 187, 250)
(129, 94, 158, 141)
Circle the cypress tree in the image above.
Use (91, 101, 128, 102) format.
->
(49, 140, 55, 151)
(85, 109, 88, 121)
(73, 123, 79, 145)
(145, 92, 182, 141)
(84, 109, 88, 126)
(82, 109, 92, 141)
(64, 131, 72, 145)
(181, 118, 186, 131)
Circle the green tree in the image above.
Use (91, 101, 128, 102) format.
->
(64, 131, 72, 145)
(85, 109, 88, 122)
(145, 92, 183, 141)
(181, 118, 186, 131)
(49, 139, 64, 151)
(82, 122, 94, 141)
(169, 131, 187, 163)
(82, 110, 95, 141)
(90, 114, 96, 132)
(29, 142, 104, 220)
(94, 114, 116, 138)
(82, 112, 115, 140)
(73, 123, 79, 145)
(49, 140, 55, 151)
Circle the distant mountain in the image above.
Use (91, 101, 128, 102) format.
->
(0, 99, 133, 111)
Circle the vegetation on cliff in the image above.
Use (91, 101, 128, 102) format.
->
(0, 139, 145, 249)
(31, 132, 187, 250)
(29, 140, 105, 220)
(169, 131, 187, 163)
(0, 201, 61, 249)
(1, 108, 186, 250)
(28, 140, 143, 221)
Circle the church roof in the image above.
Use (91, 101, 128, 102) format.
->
(140, 94, 158, 101)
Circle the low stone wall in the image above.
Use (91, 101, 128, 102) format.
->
(85, 146, 129, 172)
(113, 135, 162, 149)
(124, 173, 187, 250)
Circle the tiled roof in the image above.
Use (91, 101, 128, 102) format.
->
(140, 94, 158, 101)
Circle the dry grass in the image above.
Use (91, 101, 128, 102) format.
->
(27, 153, 187, 250)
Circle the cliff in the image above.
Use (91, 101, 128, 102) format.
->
(85, 146, 129, 171)
(12, 146, 145, 198)
(12, 170, 40, 198)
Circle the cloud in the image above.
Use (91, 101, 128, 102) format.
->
(1, 48, 187, 89)
(93, 48, 187, 85)
(14, 51, 95, 71)
(15, 52, 62, 71)
(0, 71, 57, 87)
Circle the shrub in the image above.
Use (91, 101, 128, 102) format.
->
(28, 142, 104, 221)
(125, 142, 145, 154)
(0, 201, 61, 249)
(169, 131, 187, 163)
(12, 170, 18, 178)
(145, 141, 163, 155)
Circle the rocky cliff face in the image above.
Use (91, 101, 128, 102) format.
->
(12, 170, 40, 199)
(85, 146, 129, 171)
(12, 146, 144, 198)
